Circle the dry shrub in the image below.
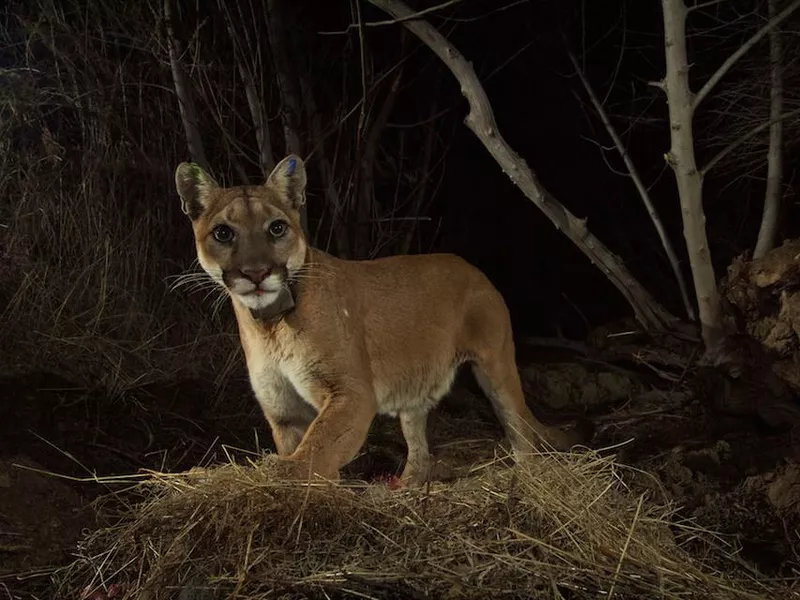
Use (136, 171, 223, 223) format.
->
(56, 451, 794, 600)
(0, 0, 240, 391)
(0, 0, 442, 393)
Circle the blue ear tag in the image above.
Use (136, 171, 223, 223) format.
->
(287, 158, 296, 176)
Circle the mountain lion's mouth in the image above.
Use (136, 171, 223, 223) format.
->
(236, 281, 282, 297)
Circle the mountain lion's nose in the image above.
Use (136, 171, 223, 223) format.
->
(241, 268, 271, 284)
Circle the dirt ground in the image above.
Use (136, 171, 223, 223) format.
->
(1, 359, 799, 598)
(0, 373, 264, 598)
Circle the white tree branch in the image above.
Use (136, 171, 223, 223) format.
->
(568, 50, 695, 321)
(661, 0, 724, 355)
(367, 0, 677, 331)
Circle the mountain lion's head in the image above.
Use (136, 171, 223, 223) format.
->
(175, 155, 308, 319)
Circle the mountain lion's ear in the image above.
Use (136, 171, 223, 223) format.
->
(266, 154, 307, 210)
(175, 163, 219, 220)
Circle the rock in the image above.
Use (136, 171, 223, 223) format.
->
(521, 362, 643, 410)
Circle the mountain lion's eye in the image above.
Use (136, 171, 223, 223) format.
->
(212, 224, 235, 244)
(268, 220, 288, 238)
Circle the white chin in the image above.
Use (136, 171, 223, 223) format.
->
(236, 291, 281, 311)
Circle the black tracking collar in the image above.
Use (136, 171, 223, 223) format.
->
(248, 281, 297, 322)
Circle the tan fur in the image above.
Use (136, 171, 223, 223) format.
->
(175, 155, 584, 485)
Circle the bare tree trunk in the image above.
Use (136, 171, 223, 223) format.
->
(163, 0, 208, 171)
(660, 0, 724, 356)
(367, 0, 676, 332)
(568, 50, 695, 321)
(265, 0, 307, 231)
(754, 0, 784, 259)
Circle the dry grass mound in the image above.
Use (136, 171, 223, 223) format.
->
(55, 450, 797, 600)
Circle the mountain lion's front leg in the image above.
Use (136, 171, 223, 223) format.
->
(267, 416, 312, 456)
(280, 377, 377, 481)
(255, 380, 318, 457)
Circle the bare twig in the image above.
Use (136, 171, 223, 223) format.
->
(568, 49, 695, 322)
(367, 0, 677, 332)
(319, 0, 465, 34)
(355, 0, 370, 138)
(607, 494, 644, 599)
(353, 0, 374, 258)
(701, 107, 800, 176)
(687, 0, 728, 13)
(692, 0, 800, 111)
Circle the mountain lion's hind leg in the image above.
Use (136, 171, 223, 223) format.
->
(399, 409, 431, 486)
(471, 356, 575, 458)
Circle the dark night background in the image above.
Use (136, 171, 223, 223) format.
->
(1, 0, 798, 467)
(4, 0, 796, 343)
(1, 0, 798, 456)
(298, 0, 800, 338)
(3, 1, 800, 595)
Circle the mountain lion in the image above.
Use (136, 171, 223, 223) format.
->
(175, 154, 587, 485)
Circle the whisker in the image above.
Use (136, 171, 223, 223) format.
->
(211, 291, 230, 318)
(202, 286, 226, 304)
(166, 269, 221, 294)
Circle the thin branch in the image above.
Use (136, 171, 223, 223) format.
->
(692, 0, 800, 111)
(568, 49, 695, 321)
(319, 0, 465, 34)
(687, 0, 728, 13)
(370, 0, 463, 25)
(701, 107, 800, 176)
(354, 0, 369, 146)
(367, 0, 677, 332)
(436, 0, 527, 23)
